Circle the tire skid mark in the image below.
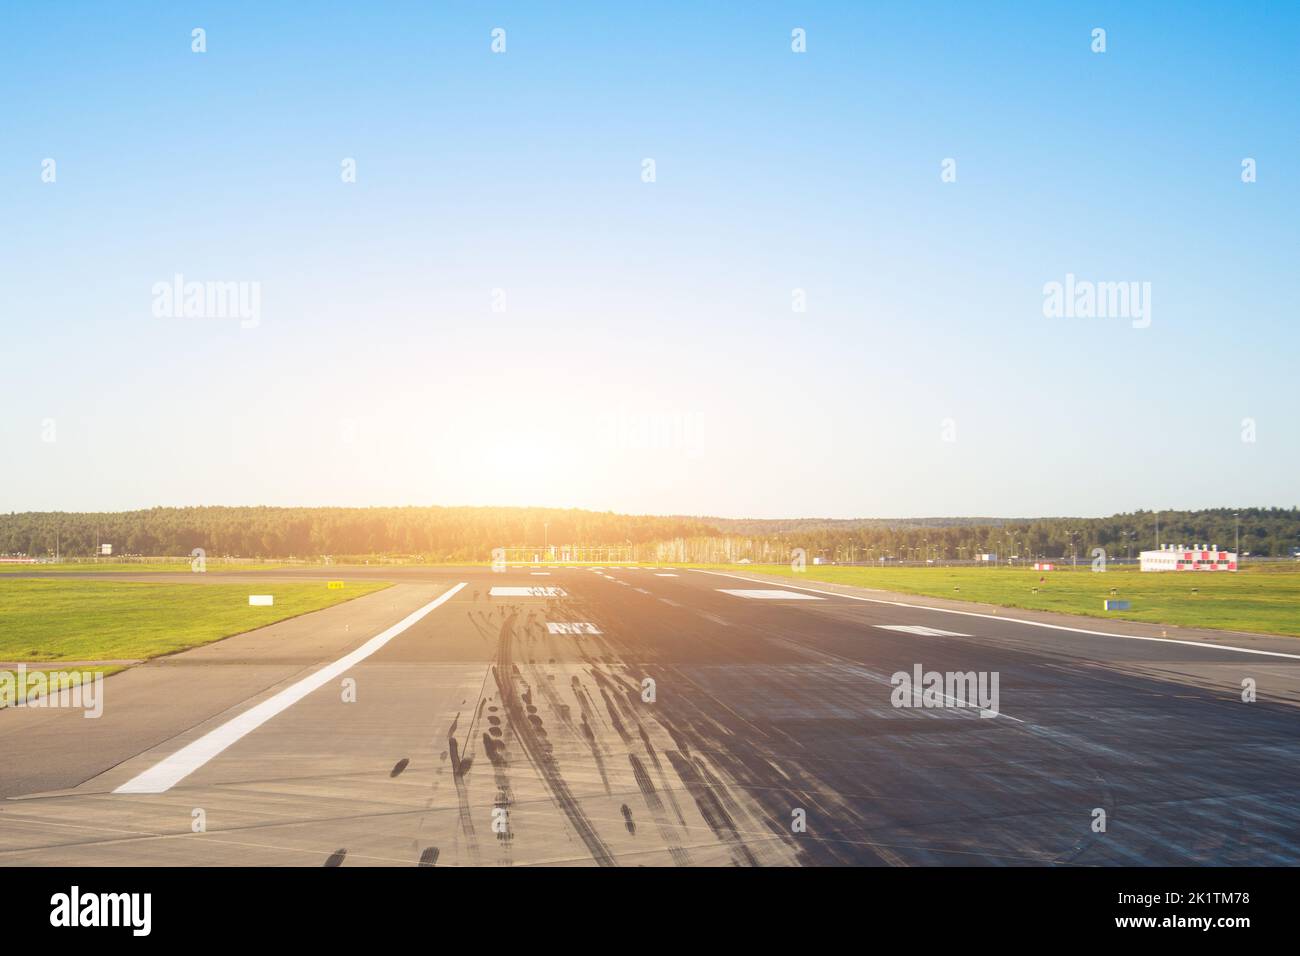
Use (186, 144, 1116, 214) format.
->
(577, 714, 612, 794)
(628, 753, 692, 865)
(493, 611, 618, 867)
(445, 712, 481, 864)
(603, 656, 846, 864)
(664, 749, 760, 867)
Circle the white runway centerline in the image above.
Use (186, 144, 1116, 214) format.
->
(876, 625, 972, 638)
(114, 582, 468, 795)
(717, 589, 825, 600)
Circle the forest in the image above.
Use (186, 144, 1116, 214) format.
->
(1, 506, 1296, 562)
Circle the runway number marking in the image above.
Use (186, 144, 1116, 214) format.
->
(489, 586, 567, 597)
(114, 582, 468, 794)
(876, 625, 972, 638)
(547, 622, 601, 635)
(717, 589, 825, 600)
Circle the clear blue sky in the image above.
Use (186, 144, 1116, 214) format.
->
(3, 1, 1296, 518)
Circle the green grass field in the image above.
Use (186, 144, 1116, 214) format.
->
(0, 579, 391, 663)
(707, 563, 1300, 637)
(0, 560, 306, 574)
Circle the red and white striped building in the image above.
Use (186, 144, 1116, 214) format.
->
(1139, 544, 1237, 572)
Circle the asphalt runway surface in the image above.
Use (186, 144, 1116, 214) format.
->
(2, 565, 1298, 866)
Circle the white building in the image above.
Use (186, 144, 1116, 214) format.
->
(1139, 544, 1237, 572)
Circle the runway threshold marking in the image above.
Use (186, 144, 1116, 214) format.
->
(695, 570, 1300, 661)
(113, 582, 468, 795)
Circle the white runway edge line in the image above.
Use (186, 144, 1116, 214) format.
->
(114, 582, 468, 794)
(693, 570, 1300, 661)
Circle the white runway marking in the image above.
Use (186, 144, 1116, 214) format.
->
(489, 586, 567, 597)
(546, 622, 601, 635)
(876, 625, 971, 638)
(694, 570, 1300, 661)
(654, 573, 678, 577)
(717, 589, 825, 600)
(114, 582, 468, 794)
(530, 572, 551, 576)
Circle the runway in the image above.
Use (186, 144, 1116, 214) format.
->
(2, 565, 1298, 866)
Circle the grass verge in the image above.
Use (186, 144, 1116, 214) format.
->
(0, 579, 392, 662)
(0, 561, 307, 574)
(701, 563, 1300, 638)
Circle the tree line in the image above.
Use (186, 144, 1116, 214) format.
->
(0, 506, 719, 561)
(691, 507, 1299, 563)
(0, 505, 1295, 562)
